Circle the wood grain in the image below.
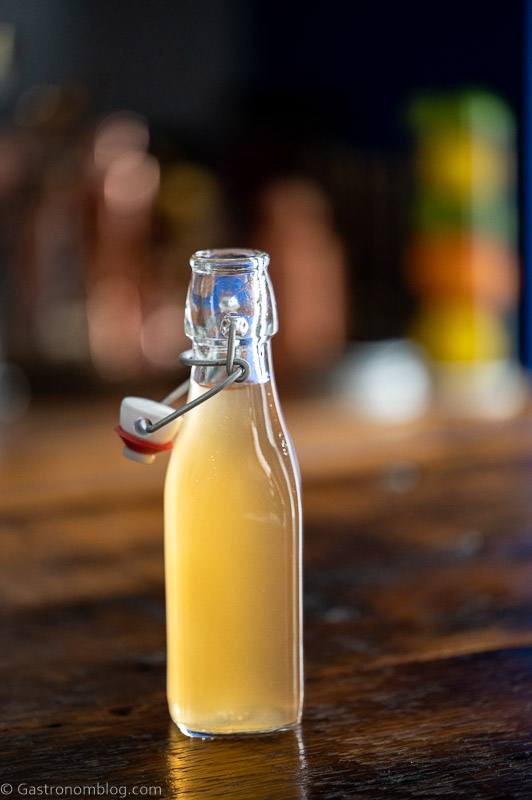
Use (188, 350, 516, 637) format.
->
(2, 399, 532, 798)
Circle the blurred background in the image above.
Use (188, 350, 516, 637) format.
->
(5, 3, 532, 786)
(0, 0, 527, 424)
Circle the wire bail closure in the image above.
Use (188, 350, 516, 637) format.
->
(134, 315, 250, 437)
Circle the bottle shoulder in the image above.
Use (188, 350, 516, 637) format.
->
(165, 381, 300, 499)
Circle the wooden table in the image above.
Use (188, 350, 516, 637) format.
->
(2, 398, 532, 798)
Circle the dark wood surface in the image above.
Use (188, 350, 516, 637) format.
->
(2, 399, 532, 798)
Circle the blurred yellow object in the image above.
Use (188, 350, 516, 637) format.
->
(418, 132, 507, 201)
(157, 162, 220, 226)
(406, 233, 518, 310)
(412, 302, 509, 362)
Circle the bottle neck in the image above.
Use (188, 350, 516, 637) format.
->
(190, 339, 273, 387)
(185, 249, 278, 388)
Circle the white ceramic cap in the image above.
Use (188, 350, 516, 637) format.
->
(118, 396, 181, 464)
(120, 397, 180, 443)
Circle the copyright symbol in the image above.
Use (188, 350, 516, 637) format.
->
(1, 785, 12, 795)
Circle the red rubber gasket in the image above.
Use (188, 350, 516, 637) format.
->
(115, 426, 174, 454)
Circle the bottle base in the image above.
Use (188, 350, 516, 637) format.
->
(175, 719, 301, 740)
(169, 703, 302, 739)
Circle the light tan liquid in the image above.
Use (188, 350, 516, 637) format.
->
(164, 378, 302, 736)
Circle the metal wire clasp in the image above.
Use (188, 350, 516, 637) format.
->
(134, 315, 250, 436)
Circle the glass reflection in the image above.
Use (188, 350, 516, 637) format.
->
(166, 724, 308, 800)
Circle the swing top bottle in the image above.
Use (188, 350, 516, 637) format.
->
(164, 249, 303, 737)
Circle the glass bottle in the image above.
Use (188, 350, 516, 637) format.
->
(164, 249, 303, 737)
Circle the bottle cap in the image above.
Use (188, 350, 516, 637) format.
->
(116, 397, 180, 464)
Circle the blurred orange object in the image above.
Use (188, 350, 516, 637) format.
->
(255, 178, 347, 381)
(406, 233, 519, 311)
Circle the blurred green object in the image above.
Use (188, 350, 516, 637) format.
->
(413, 195, 517, 242)
(407, 89, 515, 143)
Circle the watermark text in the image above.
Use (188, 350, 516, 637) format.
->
(0, 784, 162, 798)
